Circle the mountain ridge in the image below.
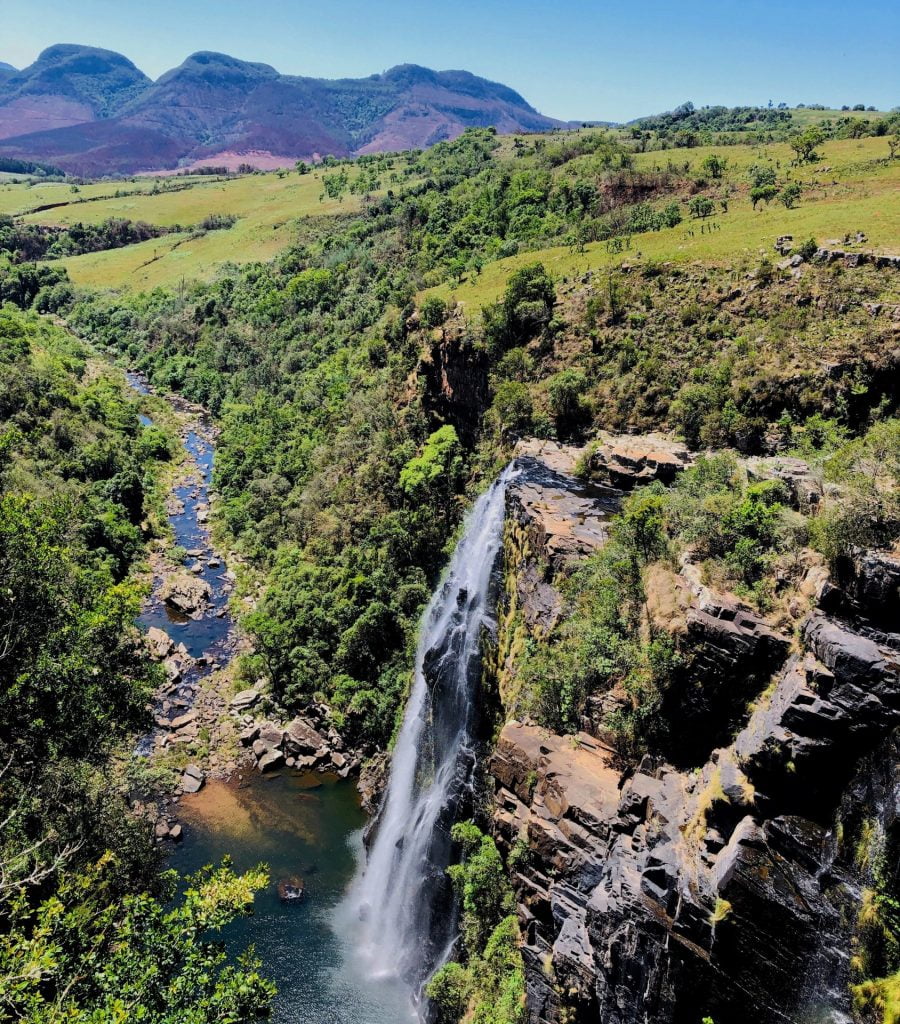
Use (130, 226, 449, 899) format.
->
(0, 44, 562, 175)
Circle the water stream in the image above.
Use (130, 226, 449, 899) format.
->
(127, 370, 414, 1022)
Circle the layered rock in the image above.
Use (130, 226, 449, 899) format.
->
(501, 453, 619, 638)
(584, 433, 692, 490)
(491, 560, 900, 1024)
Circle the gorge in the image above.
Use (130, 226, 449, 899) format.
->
(1, 94, 898, 1024)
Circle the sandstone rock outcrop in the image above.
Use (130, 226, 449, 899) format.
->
(585, 433, 692, 490)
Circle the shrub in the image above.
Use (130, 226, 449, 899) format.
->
(420, 295, 449, 328)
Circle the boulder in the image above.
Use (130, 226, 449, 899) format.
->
(180, 764, 204, 793)
(146, 626, 174, 660)
(256, 748, 284, 773)
(239, 723, 261, 745)
(160, 572, 211, 614)
(283, 717, 328, 756)
(230, 688, 260, 712)
(170, 709, 198, 730)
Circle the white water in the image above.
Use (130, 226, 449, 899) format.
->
(348, 462, 520, 1004)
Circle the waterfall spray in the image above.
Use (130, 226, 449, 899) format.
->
(349, 462, 520, 1003)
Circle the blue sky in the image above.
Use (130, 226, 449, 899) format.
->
(3, 0, 898, 121)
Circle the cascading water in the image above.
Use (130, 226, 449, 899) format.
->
(349, 462, 521, 1005)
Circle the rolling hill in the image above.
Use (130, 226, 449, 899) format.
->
(0, 45, 562, 176)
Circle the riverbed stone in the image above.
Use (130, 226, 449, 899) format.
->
(256, 748, 284, 773)
(283, 717, 328, 756)
(146, 626, 174, 660)
(160, 572, 211, 614)
(180, 764, 204, 793)
(230, 688, 260, 712)
(170, 709, 198, 730)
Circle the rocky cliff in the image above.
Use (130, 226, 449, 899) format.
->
(489, 440, 900, 1024)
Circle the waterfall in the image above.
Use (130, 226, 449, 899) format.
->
(349, 462, 520, 1002)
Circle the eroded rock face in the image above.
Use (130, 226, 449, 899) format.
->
(492, 559, 900, 1024)
(417, 317, 490, 446)
(502, 454, 619, 635)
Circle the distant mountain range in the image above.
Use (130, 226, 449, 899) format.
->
(0, 44, 563, 176)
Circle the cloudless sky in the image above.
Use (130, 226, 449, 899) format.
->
(3, 0, 898, 121)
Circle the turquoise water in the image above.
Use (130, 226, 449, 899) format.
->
(170, 771, 416, 1024)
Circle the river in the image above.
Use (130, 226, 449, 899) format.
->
(127, 371, 414, 1023)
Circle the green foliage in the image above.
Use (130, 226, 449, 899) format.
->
(789, 126, 825, 163)
(492, 380, 534, 434)
(701, 153, 728, 178)
(426, 824, 524, 1024)
(0, 856, 274, 1023)
(748, 163, 777, 188)
(0, 304, 273, 1023)
(547, 367, 589, 434)
(750, 184, 780, 209)
(779, 181, 803, 209)
(0, 494, 154, 765)
(616, 485, 669, 561)
(420, 295, 448, 328)
(400, 425, 464, 504)
(519, 535, 650, 735)
(813, 420, 900, 564)
(483, 263, 555, 352)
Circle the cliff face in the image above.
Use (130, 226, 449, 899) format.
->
(490, 442, 900, 1024)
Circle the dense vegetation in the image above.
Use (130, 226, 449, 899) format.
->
(426, 822, 525, 1024)
(0, 107, 897, 1024)
(51, 124, 898, 759)
(0, 214, 171, 261)
(0, 306, 272, 1023)
(630, 100, 899, 149)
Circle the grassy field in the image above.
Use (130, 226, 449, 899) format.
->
(428, 137, 900, 310)
(0, 176, 198, 216)
(8, 168, 386, 290)
(2, 127, 896, 296)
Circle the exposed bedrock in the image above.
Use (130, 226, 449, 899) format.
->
(489, 436, 900, 1024)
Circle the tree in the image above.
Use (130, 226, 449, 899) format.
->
(688, 196, 715, 219)
(788, 127, 824, 164)
(701, 153, 727, 179)
(747, 163, 777, 188)
(420, 295, 448, 328)
(399, 425, 464, 507)
(616, 486, 668, 562)
(492, 381, 533, 433)
(779, 182, 802, 209)
(750, 184, 779, 210)
(483, 263, 555, 351)
(0, 856, 274, 1023)
(547, 368, 589, 432)
(0, 494, 155, 765)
